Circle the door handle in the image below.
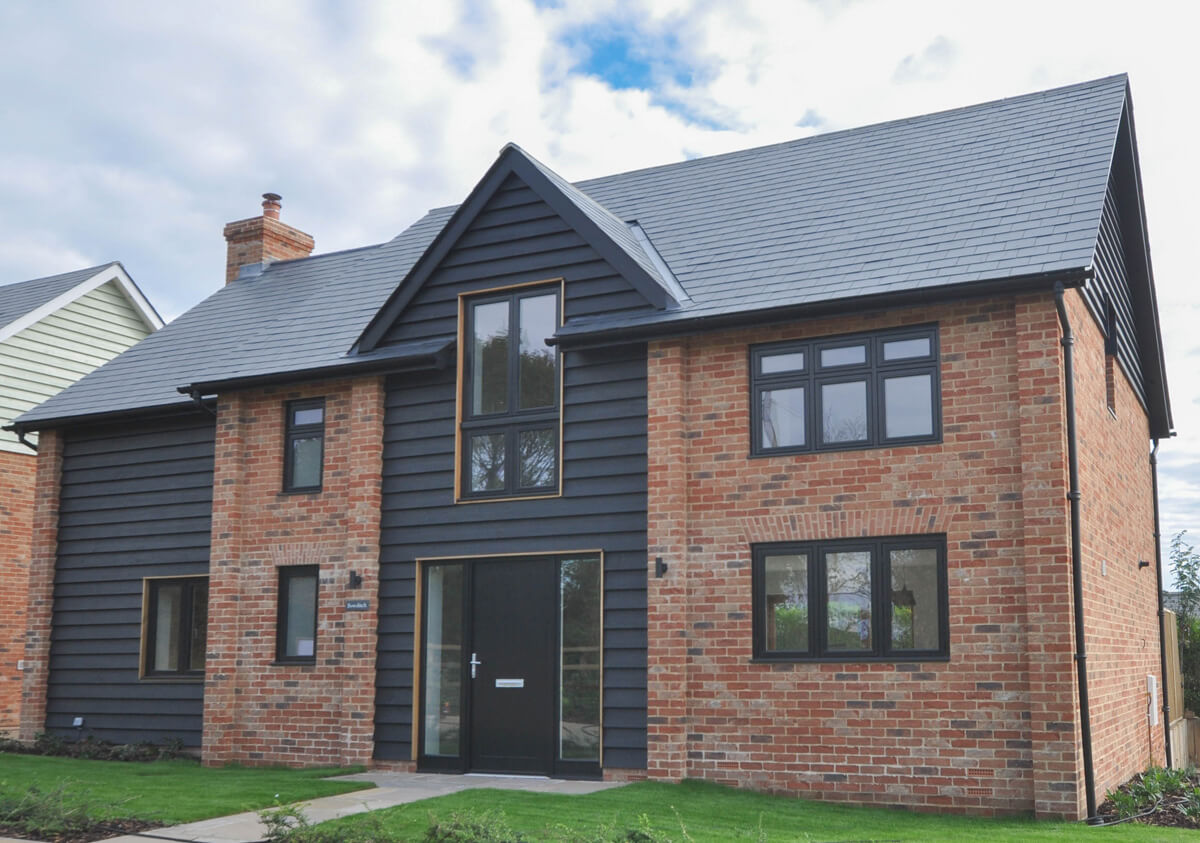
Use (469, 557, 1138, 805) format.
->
(470, 652, 482, 679)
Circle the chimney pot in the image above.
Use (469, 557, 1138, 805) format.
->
(262, 192, 282, 220)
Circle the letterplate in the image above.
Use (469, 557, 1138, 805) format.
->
(495, 678, 524, 688)
(344, 599, 370, 611)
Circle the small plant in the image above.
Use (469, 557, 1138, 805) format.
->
(1104, 787, 1142, 820)
(260, 802, 313, 841)
(424, 809, 528, 843)
(1183, 788, 1200, 819)
(0, 782, 140, 839)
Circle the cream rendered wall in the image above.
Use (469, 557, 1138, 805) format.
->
(0, 280, 154, 453)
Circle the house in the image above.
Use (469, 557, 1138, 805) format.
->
(0, 263, 162, 734)
(8, 75, 1174, 820)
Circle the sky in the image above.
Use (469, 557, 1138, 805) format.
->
(0, 0, 1197, 552)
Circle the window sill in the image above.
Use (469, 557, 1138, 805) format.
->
(749, 655, 950, 665)
(279, 488, 322, 497)
(139, 674, 205, 683)
(750, 437, 942, 459)
(271, 659, 317, 667)
(456, 490, 561, 505)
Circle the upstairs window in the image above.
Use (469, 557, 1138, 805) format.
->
(751, 325, 940, 455)
(460, 284, 561, 499)
(284, 399, 324, 492)
(143, 577, 208, 678)
(752, 536, 948, 661)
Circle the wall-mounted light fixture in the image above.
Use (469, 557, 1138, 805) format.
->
(348, 570, 363, 589)
(655, 556, 668, 578)
(1138, 560, 1151, 570)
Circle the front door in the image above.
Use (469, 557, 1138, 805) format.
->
(418, 554, 602, 778)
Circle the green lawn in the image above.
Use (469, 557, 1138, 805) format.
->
(315, 780, 1195, 842)
(0, 753, 372, 825)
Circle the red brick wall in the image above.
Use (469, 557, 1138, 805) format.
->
(645, 294, 1095, 817)
(18, 430, 62, 742)
(201, 377, 384, 766)
(1069, 290, 1164, 793)
(0, 449, 36, 734)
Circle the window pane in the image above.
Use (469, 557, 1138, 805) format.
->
(821, 381, 868, 443)
(826, 550, 872, 651)
(882, 337, 931, 361)
(883, 374, 933, 438)
(292, 406, 323, 426)
(890, 548, 940, 651)
(761, 387, 805, 449)
(760, 351, 805, 374)
(763, 554, 809, 652)
(470, 432, 505, 492)
(189, 581, 208, 671)
(424, 565, 463, 758)
(820, 345, 866, 367)
(560, 557, 601, 760)
(519, 294, 557, 409)
(519, 429, 556, 488)
(152, 583, 183, 671)
(471, 300, 509, 414)
(284, 572, 317, 658)
(291, 436, 323, 488)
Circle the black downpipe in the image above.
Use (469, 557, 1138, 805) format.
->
(1152, 440, 1173, 767)
(1054, 282, 1098, 821)
(15, 429, 38, 452)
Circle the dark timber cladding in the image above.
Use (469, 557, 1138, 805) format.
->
(46, 414, 215, 746)
(375, 171, 651, 768)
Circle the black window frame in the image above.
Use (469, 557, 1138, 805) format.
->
(276, 565, 319, 664)
(142, 576, 208, 679)
(459, 284, 561, 500)
(750, 325, 941, 456)
(751, 536, 949, 662)
(283, 398, 325, 493)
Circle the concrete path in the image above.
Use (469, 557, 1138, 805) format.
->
(92, 771, 623, 843)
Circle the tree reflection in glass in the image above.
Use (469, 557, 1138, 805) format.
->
(470, 433, 505, 492)
(560, 557, 601, 761)
(471, 301, 509, 415)
(825, 550, 872, 650)
(519, 294, 557, 409)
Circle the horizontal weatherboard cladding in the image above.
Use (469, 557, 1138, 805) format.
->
(375, 168, 649, 769)
(46, 414, 215, 746)
(1086, 170, 1144, 402)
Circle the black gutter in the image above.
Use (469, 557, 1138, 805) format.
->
(15, 429, 38, 452)
(4, 401, 212, 436)
(550, 267, 1091, 350)
(1152, 439, 1172, 767)
(1054, 282, 1098, 821)
(179, 345, 453, 396)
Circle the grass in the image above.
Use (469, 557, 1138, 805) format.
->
(313, 780, 1198, 842)
(0, 752, 372, 825)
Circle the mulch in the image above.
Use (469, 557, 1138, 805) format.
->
(0, 818, 157, 842)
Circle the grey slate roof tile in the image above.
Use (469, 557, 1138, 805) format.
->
(0, 263, 118, 331)
(18, 75, 1129, 426)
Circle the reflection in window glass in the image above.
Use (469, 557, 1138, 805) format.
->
(763, 554, 808, 652)
(519, 429, 556, 488)
(153, 583, 183, 672)
(761, 351, 805, 374)
(761, 387, 805, 448)
(290, 436, 323, 489)
(560, 557, 601, 761)
(470, 433, 506, 492)
(821, 381, 868, 443)
(292, 406, 324, 426)
(424, 565, 463, 757)
(281, 569, 317, 659)
(884, 374, 934, 438)
(826, 550, 872, 651)
(472, 301, 509, 415)
(882, 337, 931, 361)
(890, 548, 940, 651)
(519, 295, 557, 409)
(189, 581, 209, 669)
(820, 345, 866, 367)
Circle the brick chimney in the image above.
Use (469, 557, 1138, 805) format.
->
(223, 193, 315, 284)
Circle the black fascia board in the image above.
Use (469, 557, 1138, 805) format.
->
(178, 340, 455, 397)
(1114, 88, 1174, 438)
(5, 400, 212, 435)
(550, 267, 1092, 350)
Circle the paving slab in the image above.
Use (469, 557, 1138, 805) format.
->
(98, 771, 623, 843)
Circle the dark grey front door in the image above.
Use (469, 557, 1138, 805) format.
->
(468, 558, 557, 773)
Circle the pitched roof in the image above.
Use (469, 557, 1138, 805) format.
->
(15, 74, 1155, 430)
(0, 264, 116, 332)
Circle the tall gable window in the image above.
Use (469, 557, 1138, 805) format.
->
(284, 399, 324, 492)
(460, 283, 561, 500)
(751, 325, 940, 455)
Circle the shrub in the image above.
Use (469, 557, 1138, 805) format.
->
(424, 809, 528, 843)
(1170, 531, 1200, 714)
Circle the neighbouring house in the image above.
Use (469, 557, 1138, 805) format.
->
(0, 263, 162, 734)
(8, 75, 1175, 819)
